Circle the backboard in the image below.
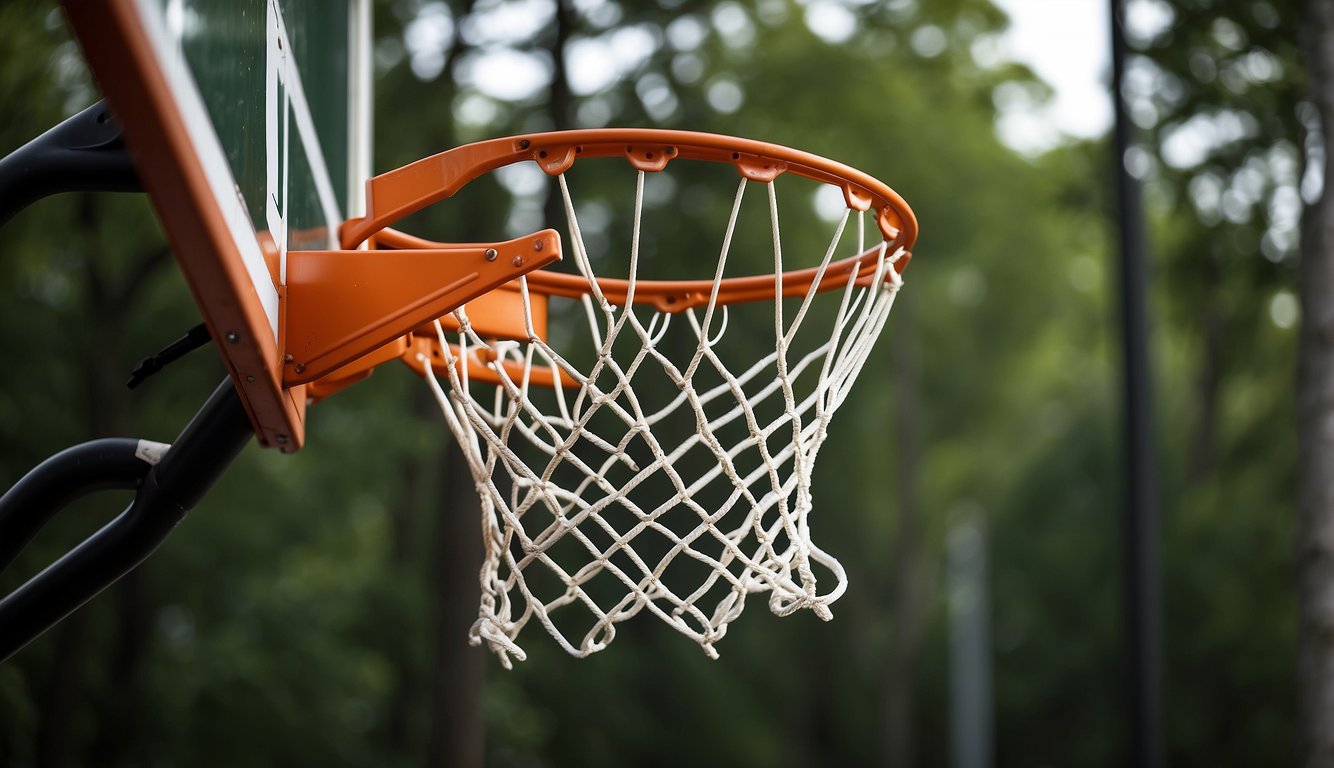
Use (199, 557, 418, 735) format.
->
(62, 0, 373, 451)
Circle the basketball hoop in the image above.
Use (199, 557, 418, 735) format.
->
(345, 129, 917, 666)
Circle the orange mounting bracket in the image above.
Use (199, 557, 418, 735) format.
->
(303, 335, 409, 404)
(281, 229, 561, 387)
(398, 331, 579, 389)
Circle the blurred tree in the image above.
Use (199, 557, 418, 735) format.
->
(1298, 0, 1334, 765)
(1123, 0, 1303, 762)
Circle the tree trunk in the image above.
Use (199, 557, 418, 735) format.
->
(421, 9, 492, 763)
(424, 441, 486, 768)
(34, 611, 89, 768)
(1187, 245, 1222, 486)
(79, 197, 167, 768)
(542, 0, 575, 231)
(881, 291, 925, 768)
(1298, 1, 1334, 764)
(90, 569, 150, 768)
(386, 421, 424, 754)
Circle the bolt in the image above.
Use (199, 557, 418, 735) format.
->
(225, 331, 240, 343)
(245, 374, 256, 383)
(534, 240, 544, 252)
(512, 256, 524, 267)
(294, 362, 306, 374)
(485, 248, 498, 261)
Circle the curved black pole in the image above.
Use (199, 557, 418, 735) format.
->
(0, 99, 139, 226)
(0, 437, 157, 575)
(0, 379, 253, 662)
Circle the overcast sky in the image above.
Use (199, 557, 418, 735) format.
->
(409, 0, 1119, 154)
(989, 0, 1113, 152)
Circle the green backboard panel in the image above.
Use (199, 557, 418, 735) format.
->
(63, 0, 371, 448)
(147, 0, 369, 327)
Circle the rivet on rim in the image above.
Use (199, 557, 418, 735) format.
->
(485, 248, 498, 261)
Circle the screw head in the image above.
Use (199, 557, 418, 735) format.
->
(245, 374, 256, 383)
(519, 139, 530, 150)
(512, 256, 523, 267)
(225, 331, 240, 343)
(534, 240, 544, 252)
(275, 434, 288, 444)
(294, 362, 306, 374)
(485, 248, 498, 261)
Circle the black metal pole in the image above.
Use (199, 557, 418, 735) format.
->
(0, 438, 154, 575)
(0, 379, 252, 662)
(1109, 1, 1163, 766)
(0, 100, 138, 226)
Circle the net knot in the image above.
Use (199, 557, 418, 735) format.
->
(470, 616, 527, 670)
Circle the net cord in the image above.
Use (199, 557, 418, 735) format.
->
(419, 166, 905, 666)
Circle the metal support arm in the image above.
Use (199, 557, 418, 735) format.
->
(0, 379, 253, 662)
(0, 438, 157, 576)
(0, 100, 140, 226)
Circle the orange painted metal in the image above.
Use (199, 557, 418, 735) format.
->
(345, 129, 914, 343)
(380, 228, 907, 317)
(283, 230, 561, 386)
(367, 232, 551, 343)
(399, 334, 579, 389)
(304, 336, 410, 403)
(342, 129, 918, 255)
(434, 282, 549, 342)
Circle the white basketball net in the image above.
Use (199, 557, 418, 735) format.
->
(421, 169, 905, 667)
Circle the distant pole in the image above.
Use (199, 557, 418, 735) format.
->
(947, 510, 993, 768)
(1108, 1, 1163, 766)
